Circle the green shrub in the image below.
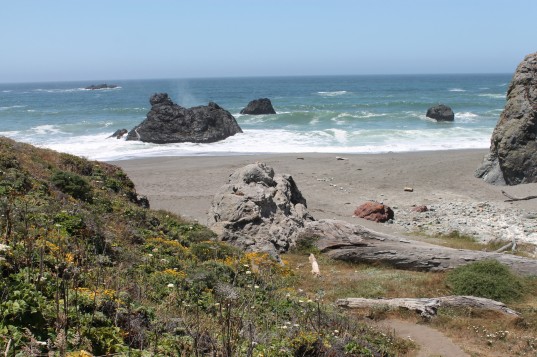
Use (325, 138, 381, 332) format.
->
(51, 171, 92, 202)
(446, 260, 524, 302)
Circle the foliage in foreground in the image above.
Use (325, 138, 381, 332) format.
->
(0, 137, 410, 356)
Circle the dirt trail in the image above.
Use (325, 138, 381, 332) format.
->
(376, 319, 469, 357)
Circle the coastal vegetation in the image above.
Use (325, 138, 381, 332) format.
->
(1, 136, 536, 356)
(0, 137, 411, 356)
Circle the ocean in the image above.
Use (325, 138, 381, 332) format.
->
(0, 74, 509, 161)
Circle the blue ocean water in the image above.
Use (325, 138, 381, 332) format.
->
(0, 74, 509, 161)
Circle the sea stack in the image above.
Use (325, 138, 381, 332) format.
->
(426, 104, 454, 122)
(126, 93, 242, 144)
(240, 98, 276, 115)
(475, 52, 537, 185)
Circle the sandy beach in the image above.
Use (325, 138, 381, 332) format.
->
(113, 149, 537, 246)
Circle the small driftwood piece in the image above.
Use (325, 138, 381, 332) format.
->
(501, 190, 537, 202)
(309, 253, 321, 277)
(336, 296, 520, 319)
(494, 237, 517, 253)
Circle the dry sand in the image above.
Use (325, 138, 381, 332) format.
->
(113, 149, 537, 244)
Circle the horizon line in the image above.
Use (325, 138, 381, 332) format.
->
(0, 72, 513, 85)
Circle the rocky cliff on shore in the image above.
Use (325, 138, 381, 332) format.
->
(476, 52, 537, 185)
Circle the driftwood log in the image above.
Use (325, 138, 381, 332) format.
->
(336, 296, 520, 319)
(501, 190, 537, 202)
(300, 219, 537, 276)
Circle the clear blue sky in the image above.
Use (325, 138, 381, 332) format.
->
(1, 0, 535, 83)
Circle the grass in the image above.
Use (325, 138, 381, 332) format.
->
(283, 251, 537, 357)
(409, 230, 537, 258)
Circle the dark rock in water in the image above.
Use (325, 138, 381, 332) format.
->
(126, 93, 242, 144)
(240, 98, 276, 115)
(353, 202, 394, 223)
(85, 83, 118, 90)
(109, 129, 128, 139)
(208, 162, 313, 258)
(426, 104, 454, 122)
(476, 52, 537, 185)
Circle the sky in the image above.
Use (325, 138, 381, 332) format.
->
(1, 0, 536, 83)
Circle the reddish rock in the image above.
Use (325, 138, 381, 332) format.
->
(353, 202, 394, 223)
(411, 205, 429, 213)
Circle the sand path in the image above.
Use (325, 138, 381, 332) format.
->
(376, 319, 469, 357)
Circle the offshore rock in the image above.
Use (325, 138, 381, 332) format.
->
(208, 162, 313, 258)
(476, 52, 537, 185)
(109, 129, 128, 139)
(85, 83, 118, 90)
(426, 104, 454, 122)
(353, 201, 394, 223)
(240, 98, 276, 115)
(126, 93, 242, 144)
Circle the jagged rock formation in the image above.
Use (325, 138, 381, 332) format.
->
(426, 104, 454, 121)
(476, 52, 537, 185)
(208, 163, 537, 275)
(126, 93, 242, 144)
(207, 162, 313, 258)
(240, 98, 276, 115)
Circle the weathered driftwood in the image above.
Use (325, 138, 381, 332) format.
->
(501, 190, 537, 202)
(336, 296, 520, 319)
(300, 219, 537, 276)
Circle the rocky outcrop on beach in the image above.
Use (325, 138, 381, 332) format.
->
(426, 104, 454, 121)
(240, 98, 276, 115)
(353, 201, 394, 222)
(85, 83, 118, 90)
(207, 162, 313, 258)
(476, 52, 537, 185)
(126, 93, 242, 144)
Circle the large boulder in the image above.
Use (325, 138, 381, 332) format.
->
(426, 104, 454, 122)
(126, 93, 242, 144)
(240, 98, 276, 115)
(207, 162, 313, 258)
(476, 52, 537, 185)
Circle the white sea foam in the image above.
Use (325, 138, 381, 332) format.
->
(478, 93, 505, 99)
(31, 125, 65, 135)
(34, 88, 86, 93)
(456, 112, 479, 122)
(449, 88, 466, 92)
(19, 124, 493, 162)
(0, 105, 26, 111)
(317, 91, 348, 97)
